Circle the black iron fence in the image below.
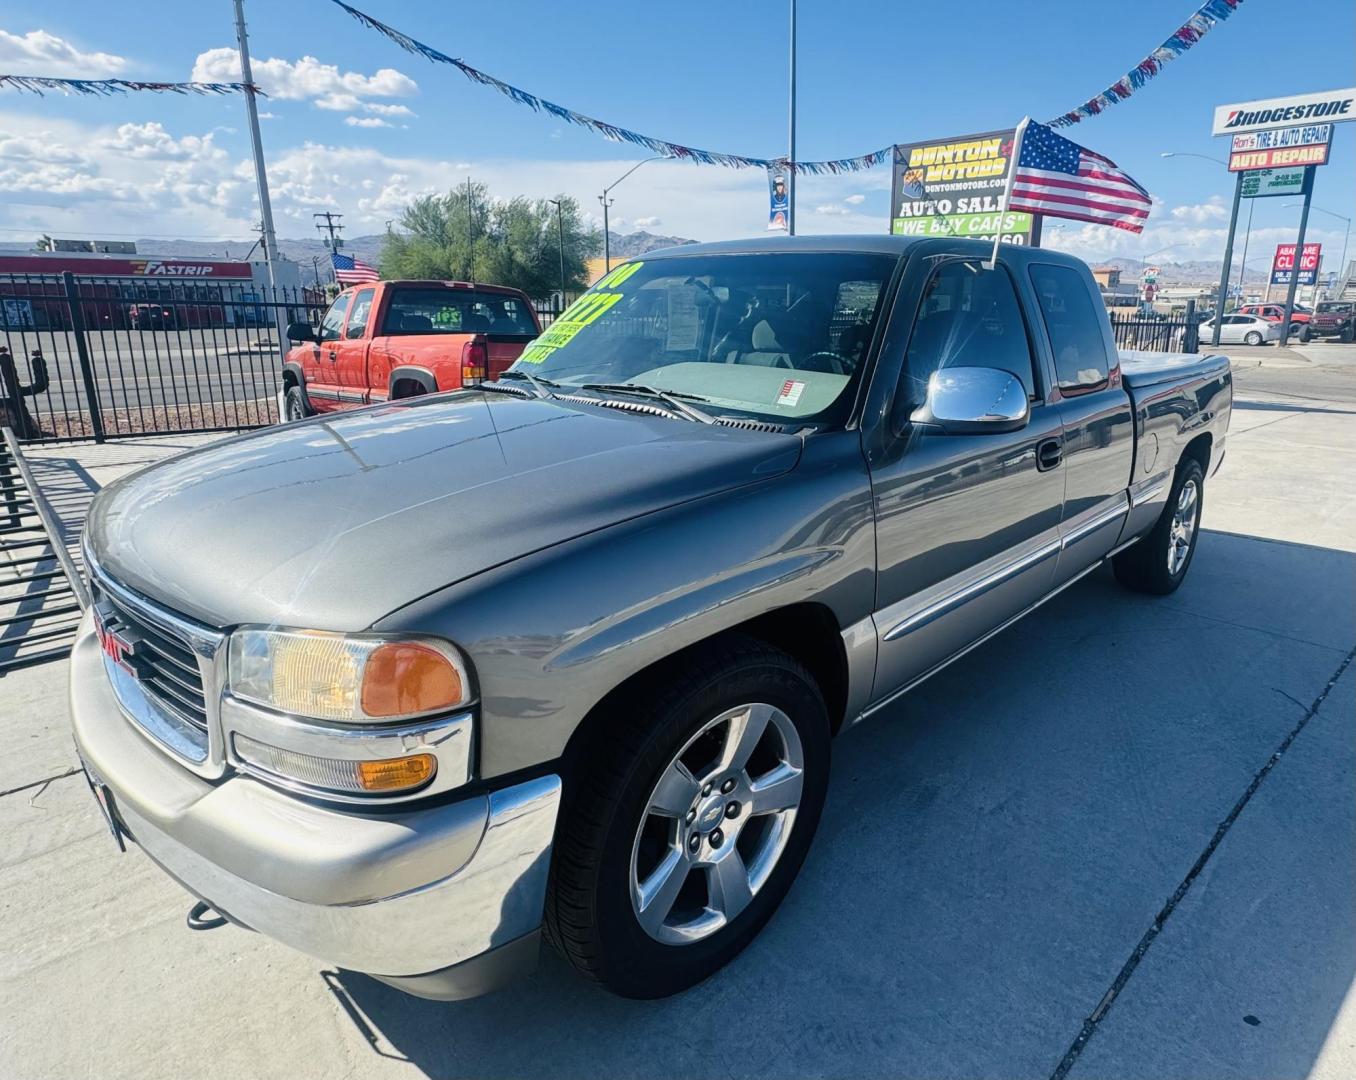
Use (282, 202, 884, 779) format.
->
(0, 272, 324, 443)
(1108, 300, 1200, 355)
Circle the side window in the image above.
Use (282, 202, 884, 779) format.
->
(903, 260, 1037, 407)
(1029, 264, 1111, 393)
(345, 288, 375, 339)
(318, 295, 350, 342)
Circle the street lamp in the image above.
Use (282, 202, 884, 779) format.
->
(1282, 201, 1351, 300)
(598, 157, 665, 273)
(1161, 152, 1248, 312)
(547, 198, 567, 311)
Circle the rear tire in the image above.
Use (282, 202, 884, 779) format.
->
(545, 635, 831, 999)
(1114, 459, 1204, 596)
(1244, 331, 1263, 346)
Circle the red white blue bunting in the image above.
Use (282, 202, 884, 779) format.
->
(1046, 0, 1246, 128)
(0, 75, 258, 98)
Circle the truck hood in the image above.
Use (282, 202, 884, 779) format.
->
(86, 392, 802, 630)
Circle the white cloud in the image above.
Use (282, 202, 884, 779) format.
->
(633, 216, 662, 227)
(344, 116, 392, 129)
(363, 103, 414, 117)
(0, 130, 83, 163)
(814, 204, 851, 216)
(1170, 196, 1227, 223)
(0, 29, 126, 77)
(189, 48, 417, 109)
(95, 122, 226, 162)
(843, 193, 866, 205)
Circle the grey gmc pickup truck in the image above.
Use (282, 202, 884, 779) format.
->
(71, 236, 1231, 1001)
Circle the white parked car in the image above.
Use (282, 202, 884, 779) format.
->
(1201, 313, 1283, 346)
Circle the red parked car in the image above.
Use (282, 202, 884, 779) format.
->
(1237, 303, 1309, 339)
(282, 280, 541, 420)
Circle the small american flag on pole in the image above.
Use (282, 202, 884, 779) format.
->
(1007, 119, 1152, 234)
(331, 252, 380, 284)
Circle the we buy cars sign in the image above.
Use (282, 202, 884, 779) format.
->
(1271, 243, 1322, 286)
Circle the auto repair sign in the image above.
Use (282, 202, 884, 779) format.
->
(1228, 124, 1332, 171)
(1271, 243, 1322, 286)
(1213, 88, 1356, 136)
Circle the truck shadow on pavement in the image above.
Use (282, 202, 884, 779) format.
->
(332, 529, 1355, 1080)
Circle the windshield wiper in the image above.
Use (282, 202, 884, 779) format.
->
(495, 369, 558, 399)
(579, 382, 717, 424)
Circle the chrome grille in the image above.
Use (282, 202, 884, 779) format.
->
(96, 591, 208, 731)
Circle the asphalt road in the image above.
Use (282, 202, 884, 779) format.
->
(0, 357, 1353, 1080)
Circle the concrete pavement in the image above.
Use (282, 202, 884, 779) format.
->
(0, 363, 1353, 1080)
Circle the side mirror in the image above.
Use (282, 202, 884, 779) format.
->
(286, 321, 317, 344)
(909, 366, 1029, 435)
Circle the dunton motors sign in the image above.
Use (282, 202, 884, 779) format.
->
(1213, 87, 1356, 136)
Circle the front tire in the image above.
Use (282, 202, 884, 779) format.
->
(284, 385, 309, 422)
(545, 636, 831, 999)
(1114, 458, 1204, 595)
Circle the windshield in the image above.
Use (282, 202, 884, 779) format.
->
(1317, 302, 1353, 314)
(511, 252, 895, 423)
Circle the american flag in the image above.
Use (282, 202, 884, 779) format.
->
(331, 252, 379, 284)
(1007, 121, 1151, 234)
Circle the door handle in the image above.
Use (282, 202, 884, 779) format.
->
(327, 350, 337, 362)
(1036, 437, 1063, 471)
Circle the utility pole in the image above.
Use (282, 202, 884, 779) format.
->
(1210, 171, 1243, 347)
(233, 0, 285, 364)
(787, 0, 797, 236)
(466, 176, 475, 283)
(313, 211, 344, 252)
(548, 199, 567, 307)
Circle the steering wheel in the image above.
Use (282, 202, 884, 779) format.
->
(794, 350, 848, 376)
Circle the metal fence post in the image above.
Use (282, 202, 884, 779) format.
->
(61, 272, 105, 443)
(1184, 299, 1198, 354)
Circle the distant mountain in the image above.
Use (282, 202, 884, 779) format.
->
(605, 230, 697, 258)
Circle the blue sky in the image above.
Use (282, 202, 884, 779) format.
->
(0, 0, 1352, 272)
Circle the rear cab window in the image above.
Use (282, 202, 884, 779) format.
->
(379, 288, 538, 337)
(1029, 263, 1112, 394)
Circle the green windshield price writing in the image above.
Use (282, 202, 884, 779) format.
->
(520, 261, 642, 364)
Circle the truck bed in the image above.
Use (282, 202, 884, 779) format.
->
(1118, 349, 1231, 389)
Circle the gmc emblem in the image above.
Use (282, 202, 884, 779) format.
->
(93, 608, 150, 679)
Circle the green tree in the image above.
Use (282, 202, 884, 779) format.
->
(379, 183, 600, 298)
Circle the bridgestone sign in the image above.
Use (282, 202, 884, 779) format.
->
(1212, 88, 1356, 136)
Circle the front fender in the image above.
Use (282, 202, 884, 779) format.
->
(373, 433, 876, 779)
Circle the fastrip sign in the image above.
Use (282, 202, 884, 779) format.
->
(1213, 87, 1356, 136)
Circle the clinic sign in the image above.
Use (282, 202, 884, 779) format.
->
(1271, 243, 1322, 286)
(1212, 87, 1356, 136)
(1228, 124, 1332, 171)
(890, 129, 1037, 243)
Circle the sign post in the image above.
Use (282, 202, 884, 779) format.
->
(1278, 168, 1316, 347)
(1211, 171, 1244, 346)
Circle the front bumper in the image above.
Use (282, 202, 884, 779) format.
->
(69, 617, 561, 998)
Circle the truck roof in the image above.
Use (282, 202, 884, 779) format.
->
(633, 234, 1091, 272)
(340, 279, 528, 296)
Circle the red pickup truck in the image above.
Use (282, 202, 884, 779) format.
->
(282, 280, 541, 419)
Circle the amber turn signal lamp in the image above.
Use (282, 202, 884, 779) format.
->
(356, 754, 437, 792)
(360, 642, 464, 718)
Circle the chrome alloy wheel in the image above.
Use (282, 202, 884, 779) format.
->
(1168, 477, 1199, 575)
(629, 703, 805, 945)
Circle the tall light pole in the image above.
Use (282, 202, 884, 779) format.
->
(599, 157, 664, 272)
(1160, 151, 1236, 338)
(787, 0, 797, 236)
(548, 198, 567, 308)
(1283, 201, 1351, 300)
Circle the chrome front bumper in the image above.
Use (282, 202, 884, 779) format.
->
(69, 619, 561, 993)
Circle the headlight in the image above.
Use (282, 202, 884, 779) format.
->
(228, 628, 471, 722)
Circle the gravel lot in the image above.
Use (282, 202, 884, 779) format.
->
(1, 349, 1353, 1080)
